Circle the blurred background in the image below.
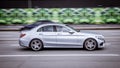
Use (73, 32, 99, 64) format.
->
(0, 0, 120, 25)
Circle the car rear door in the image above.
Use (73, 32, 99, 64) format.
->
(37, 25, 57, 46)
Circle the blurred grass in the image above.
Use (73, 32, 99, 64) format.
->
(0, 8, 120, 25)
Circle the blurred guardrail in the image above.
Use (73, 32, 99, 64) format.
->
(0, 24, 120, 31)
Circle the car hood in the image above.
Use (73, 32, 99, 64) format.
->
(77, 31, 103, 36)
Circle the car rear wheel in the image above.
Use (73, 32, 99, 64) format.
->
(30, 39, 43, 51)
(84, 38, 97, 51)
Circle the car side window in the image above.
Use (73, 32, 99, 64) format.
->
(56, 26, 69, 32)
(37, 25, 54, 32)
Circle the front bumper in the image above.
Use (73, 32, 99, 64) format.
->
(98, 39, 105, 48)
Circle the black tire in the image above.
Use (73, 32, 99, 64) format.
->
(30, 39, 43, 51)
(84, 38, 98, 51)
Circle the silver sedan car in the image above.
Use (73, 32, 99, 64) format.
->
(19, 23, 105, 51)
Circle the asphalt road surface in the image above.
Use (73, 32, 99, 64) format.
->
(0, 30, 120, 68)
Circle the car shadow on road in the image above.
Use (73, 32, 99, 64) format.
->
(18, 47, 105, 52)
(17, 47, 33, 51)
(43, 48, 105, 51)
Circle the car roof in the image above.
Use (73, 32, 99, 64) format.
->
(27, 20, 57, 26)
(36, 23, 65, 27)
(20, 20, 58, 30)
(33, 20, 57, 25)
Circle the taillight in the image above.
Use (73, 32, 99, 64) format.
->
(20, 34, 26, 38)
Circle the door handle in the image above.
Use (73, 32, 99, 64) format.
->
(39, 33, 43, 35)
(57, 33, 61, 35)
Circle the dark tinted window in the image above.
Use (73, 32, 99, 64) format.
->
(37, 25, 54, 32)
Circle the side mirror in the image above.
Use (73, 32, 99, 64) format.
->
(76, 29, 80, 32)
(69, 31, 74, 34)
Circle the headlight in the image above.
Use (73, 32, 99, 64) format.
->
(96, 35, 104, 41)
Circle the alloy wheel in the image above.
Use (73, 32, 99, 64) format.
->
(30, 39, 43, 51)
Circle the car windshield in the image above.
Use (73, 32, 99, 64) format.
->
(66, 25, 79, 32)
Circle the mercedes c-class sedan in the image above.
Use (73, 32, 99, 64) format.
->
(19, 21, 105, 51)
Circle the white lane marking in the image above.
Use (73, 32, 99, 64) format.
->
(105, 37, 120, 38)
(0, 54, 119, 57)
(10, 44, 18, 46)
(105, 43, 111, 45)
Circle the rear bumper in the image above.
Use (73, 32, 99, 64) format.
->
(19, 39, 30, 47)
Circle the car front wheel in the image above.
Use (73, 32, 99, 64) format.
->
(84, 38, 97, 51)
(30, 39, 43, 51)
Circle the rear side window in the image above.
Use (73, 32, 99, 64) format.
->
(37, 25, 54, 32)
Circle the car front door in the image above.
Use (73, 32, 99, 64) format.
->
(55, 25, 79, 46)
